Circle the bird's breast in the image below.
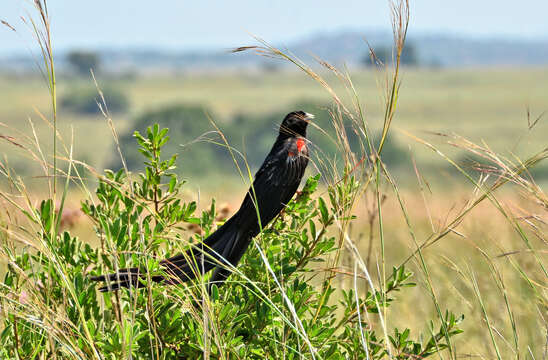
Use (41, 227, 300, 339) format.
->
(296, 138, 306, 152)
(287, 137, 308, 158)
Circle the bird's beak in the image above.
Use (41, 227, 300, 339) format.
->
(304, 112, 315, 122)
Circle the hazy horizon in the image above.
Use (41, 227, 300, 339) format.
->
(2, 1, 548, 56)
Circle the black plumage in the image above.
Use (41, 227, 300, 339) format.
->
(91, 111, 312, 292)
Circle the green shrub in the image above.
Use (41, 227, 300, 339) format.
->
(61, 86, 129, 115)
(0, 125, 463, 358)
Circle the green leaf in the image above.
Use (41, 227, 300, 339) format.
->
(210, 284, 219, 301)
(318, 197, 329, 225)
(309, 219, 316, 240)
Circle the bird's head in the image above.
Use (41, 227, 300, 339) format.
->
(279, 111, 314, 138)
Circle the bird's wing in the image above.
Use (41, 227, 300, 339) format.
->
(238, 144, 307, 232)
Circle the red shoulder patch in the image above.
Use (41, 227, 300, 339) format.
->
(296, 138, 306, 152)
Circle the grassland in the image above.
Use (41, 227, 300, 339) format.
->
(0, 66, 547, 357)
(1, 67, 547, 184)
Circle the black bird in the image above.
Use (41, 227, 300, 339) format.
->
(91, 111, 313, 292)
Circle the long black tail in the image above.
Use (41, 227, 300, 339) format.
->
(90, 214, 249, 292)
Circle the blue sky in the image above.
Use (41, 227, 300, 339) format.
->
(2, 1, 548, 55)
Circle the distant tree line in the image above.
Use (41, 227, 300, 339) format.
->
(67, 50, 101, 76)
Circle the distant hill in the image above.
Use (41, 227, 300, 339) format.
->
(407, 33, 548, 66)
(284, 30, 548, 67)
(2, 29, 548, 73)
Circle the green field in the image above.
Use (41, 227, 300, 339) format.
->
(1, 67, 547, 187)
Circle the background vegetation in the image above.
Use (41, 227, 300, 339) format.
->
(1, 67, 546, 185)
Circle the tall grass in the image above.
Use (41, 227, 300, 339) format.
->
(0, 0, 546, 358)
